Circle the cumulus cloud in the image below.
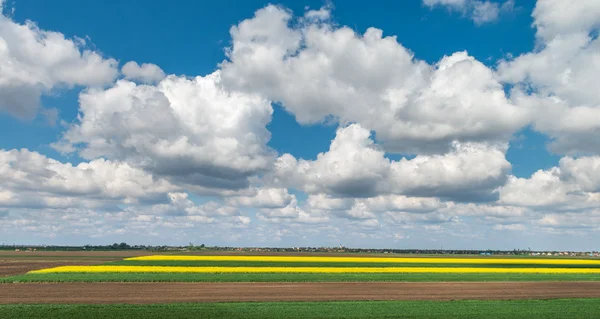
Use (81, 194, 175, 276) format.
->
(303, 5, 332, 21)
(530, 0, 600, 41)
(220, 5, 527, 154)
(5, 1, 600, 248)
(154, 192, 244, 220)
(226, 188, 294, 208)
(54, 72, 275, 192)
(0, 11, 118, 119)
(122, 61, 166, 84)
(498, 1, 600, 155)
(359, 195, 447, 213)
(0, 149, 177, 210)
(257, 198, 330, 224)
(499, 156, 600, 210)
(0, 198, 253, 244)
(268, 124, 510, 201)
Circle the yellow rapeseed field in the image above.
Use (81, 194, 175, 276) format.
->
(125, 255, 600, 265)
(28, 266, 600, 274)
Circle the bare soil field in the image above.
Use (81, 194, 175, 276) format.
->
(0, 251, 149, 277)
(2, 282, 600, 304)
(2, 261, 90, 277)
(0, 251, 154, 257)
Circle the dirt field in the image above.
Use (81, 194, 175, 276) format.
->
(0, 251, 151, 277)
(0, 261, 110, 277)
(2, 282, 600, 304)
(0, 251, 154, 257)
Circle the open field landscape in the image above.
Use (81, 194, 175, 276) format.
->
(0, 251, 151, 277)
(5, 253, 600, 283)
(4, 0, 600, 317)
(3, 251, 600, 318)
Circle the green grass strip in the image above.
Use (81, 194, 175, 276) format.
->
(2, 299, 600, 319)
(107, 260, 600, 268)
(3, 272, 600, 283)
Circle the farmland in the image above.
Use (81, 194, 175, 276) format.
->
(2, 299, 600, 319)
(8, 254, 600, 282)
(3, 251, 600, 318)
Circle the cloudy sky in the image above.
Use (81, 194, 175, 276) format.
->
(1, 0, 599, 250)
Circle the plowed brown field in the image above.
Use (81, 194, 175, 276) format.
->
(2, 282, 600, 304)
(0, 261, 106, 277)
(0, 251, 153, 257)
(0, 251, 149, 277)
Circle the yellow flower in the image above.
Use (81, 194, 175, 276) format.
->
(28, 266, 600, 274)
(124, 255, 600, 265)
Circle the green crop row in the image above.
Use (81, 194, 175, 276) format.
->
(3, 272, 600, 283)
(2, 299, 600, 319)
(107, 260, 600, 268)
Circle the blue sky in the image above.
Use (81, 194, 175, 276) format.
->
(1, 0, 600, 250)
(4, 0, 540, 170)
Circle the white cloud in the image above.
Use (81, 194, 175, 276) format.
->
(157, 192, 242, 219)
(5, 2, 600, 248)
(122, 61, 166, 84)
(269, 124, 391, 197)
(471, 1, 500, 25)
(226, 188, 294, 208)
(257, 198, 330, 224)
(0, 198, 253, 244)
(423, 0, 514, 25)
(307, 194, 354, 211)
(531, 0, 600, 41)
(269, 124, 510, 201)
(389, 140, 510, 201)
(423, 0, 468, 9)
(0, 149, 177, 209)
(0, 11, 118, 119)
(552, 213, 600, 228)
(359, 195, 446, 213)
(500, 170, 583, 208)
(498, 1, 600, 155)
(383, 211, 459, 226)
(493, 223, 525, 231)
(54, 72, 275, 192)
(446, 202, 529, 219)
(221, 6, 527, 154)
(303, 5, 332, 21)
(499, 156, 600, 210)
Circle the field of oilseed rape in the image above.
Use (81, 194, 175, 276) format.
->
(6, 255, 600, 283)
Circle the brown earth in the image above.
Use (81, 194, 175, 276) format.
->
(0, 259, 118, 277)
(0, 251, 153, 257)
(2, 282, 600, 304)
(0, 251, 156, 277)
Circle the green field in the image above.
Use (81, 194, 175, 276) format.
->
(4, 272, 600, 283)
(2, 299, 599, 319)
(108, 260, 600, 268)
(6, 254, 600, 282)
